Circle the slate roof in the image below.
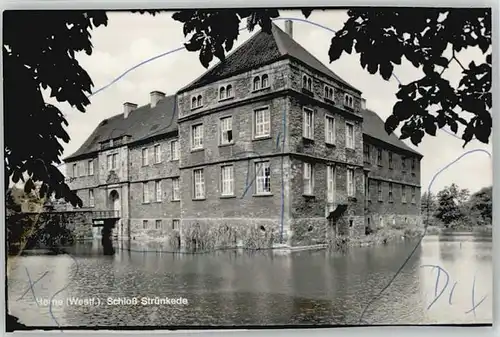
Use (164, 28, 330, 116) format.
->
(64, 95, 178, 161)
(178, 23, 360, 94)
(362, 108, 422, 157)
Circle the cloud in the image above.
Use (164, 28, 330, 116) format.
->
(55, 9, 491, 195)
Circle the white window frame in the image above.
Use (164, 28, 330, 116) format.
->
(142, 148, 149, 166)
(106, 155, 112, 171)
(170, 140, 179, 161)
(219, 84, 234, 101)
(155, 180, 162, 202)
(346, 122, 355, 149)
(344, 93, 354, 108)
(191, 94, 203, 109)
(327, 165, 336, 203)
(325, 115, 336, 144)
(303, 162, 314, 195)
(254, 106, 271, 139)
(89, 189, 95, 207)
(172, 219, 180, 230)
(302, 73, 312, 92)
(142, 182, 149, 203)
(303, 107, 314, 140)
(112, 153, 118, 170)
(193, 169, 205, 199)
(261, 74, 269, 89)
(191, 124, 204, 150)
(253, 76, 261, 91)
(347, 168, 355, 197)
(154, 144, 161, 164)
(255, 161, 271, 195)
(324, 85, 334, 101)
(219, 116, 233, 145)
(411, 186, 416, 204)
(172, 178, 180, 201)
(88, 160, 94, 176)
(221, 165, 234, 196)
(79, 162, 86, 177)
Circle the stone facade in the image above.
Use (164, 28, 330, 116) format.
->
(65, 24, 422, 248)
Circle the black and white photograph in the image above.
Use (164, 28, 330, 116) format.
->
(4, 6, 493, 331)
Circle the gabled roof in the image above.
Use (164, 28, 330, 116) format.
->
(178, 23, 360, 94)
(362, 108, 422, 157)
(64, 95, 178, 161)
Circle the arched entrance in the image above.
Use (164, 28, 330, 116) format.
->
(108, 190, 122, 237)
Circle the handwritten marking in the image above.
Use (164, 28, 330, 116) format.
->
(449, 281, 457, 305)
(17, 268, 50, 304)
(420, 265, 450, 310)
(465, 274, 488, 316)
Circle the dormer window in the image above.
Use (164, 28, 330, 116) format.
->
(219, 84, 233, 101)
(344, 93, 354, 108)
(302, 74, 312, 92)
(253, 74, 270, 91)
(191, 94, 203, 109)
(324, 85, 334, 101)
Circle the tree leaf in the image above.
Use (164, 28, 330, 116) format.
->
(380, 62, 394, 81)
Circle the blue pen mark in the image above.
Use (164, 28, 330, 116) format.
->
(449, 281, 457, 305)
(420, 264, 450, 310)
(17, 268, 50, 304)
(465, 274, 488, 316)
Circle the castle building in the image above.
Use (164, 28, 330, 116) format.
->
(64, 21, 422, 247)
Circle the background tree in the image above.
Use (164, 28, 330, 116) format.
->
(421, 191, 437, 224)
(466, 186, 492, 226)
(4, 8, 491, 207)
(434, 183, 470, 226)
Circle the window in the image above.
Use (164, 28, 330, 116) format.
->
(344, 93, 354, 108)
(191, 94, 203, 109)
(363, 144, 371, 163)
(255, 161, 271, 194)
(142, 182, 149, 203)
(172, 178, 180, 201)
(142, 148, 148, 166)
(411, 187, 416, 204)
(155, 220, 162, 229)
(327, 165, 336, 203)
(366, 179, 371, 201)
(88, 160, 94, 176)
(219, 84, 233, 100)
(154, 144, 161, 164)
(170, 140, 179, 161)
(325, 116, 335, 144)
(155, 180, 162, 202)
(401, 156, 406, 171)
(112, 154, 118, 170)
(303, 108, 314, 139)
(324, 85, 334, 101)
(389, 152, 393, 169)
(303, 162, 314, 195)
(221, 165, 234, 196)
(89, 189, 95, 207)
(411, 158, 416, 173)
(347, 168, 355, 197)
(302, 74, 313, 92)
(402, 185, 407, 203)
(254, 107, 270, 138)
(220, 116, 233, 145)
(143, 220, 148, 229)
(172, 219, 180, 230)
(106, 155, 112, 171)
(261, 74, 269, 88)
(378, 181, 383, 201)
(389, 183, 393, 202)
(72, 163, 78, 177)
(191, 124, 204, 150)
(253, 76, 261, 91)
(346, 122, 355, 149)
(377, 149, 382, 166)
(193, 169, 205, 199)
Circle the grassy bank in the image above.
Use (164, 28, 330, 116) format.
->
(332, 227, 425, 249)
(425, 224, 492, 235)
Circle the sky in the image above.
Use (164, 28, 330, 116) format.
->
(46, 9, 492, 195)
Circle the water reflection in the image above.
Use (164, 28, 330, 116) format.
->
(7, 232, 492, 327)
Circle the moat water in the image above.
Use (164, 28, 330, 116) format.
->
(7, 231, 492, 327)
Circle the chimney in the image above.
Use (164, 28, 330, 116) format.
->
(123, 102, 137, 119)
(285, 20, 293, 38)
(150, 90, 165, 108)
(361, 98, 367, 110)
